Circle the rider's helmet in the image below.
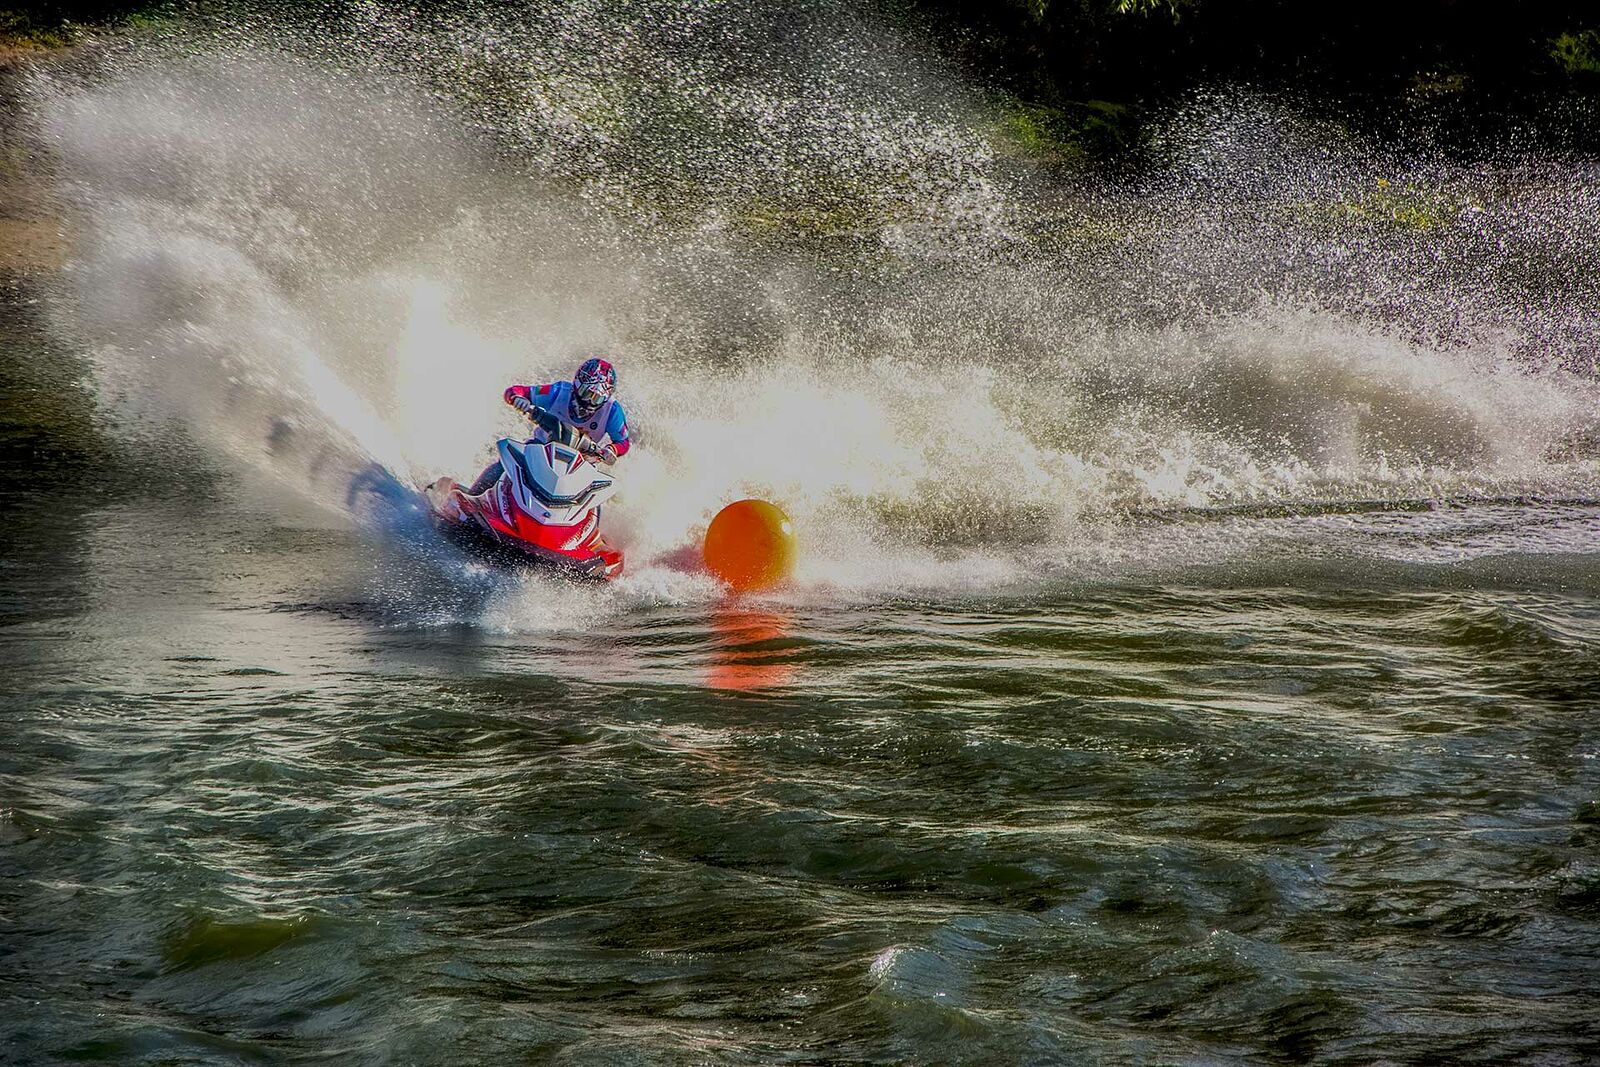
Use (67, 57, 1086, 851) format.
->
(571, 357, 616, 419)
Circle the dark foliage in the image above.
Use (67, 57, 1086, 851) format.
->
(897, 0, 1600, 101)
(4, 0, 1598, 158)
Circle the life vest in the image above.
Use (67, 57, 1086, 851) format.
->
(534, 380, 617, 444)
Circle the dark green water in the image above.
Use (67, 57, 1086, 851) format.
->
(5, 323, 1599, 1062)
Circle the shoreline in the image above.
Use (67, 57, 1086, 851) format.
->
(0, 45, 68, 277)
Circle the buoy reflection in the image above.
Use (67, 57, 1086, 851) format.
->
(706, 606, 795, 691)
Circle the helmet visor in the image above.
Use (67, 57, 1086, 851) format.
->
(575, 381, 609, 408)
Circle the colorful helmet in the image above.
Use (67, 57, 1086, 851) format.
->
(571, 357, 616, 418)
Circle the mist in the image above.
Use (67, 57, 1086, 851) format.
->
(23, 2, 1600, 601)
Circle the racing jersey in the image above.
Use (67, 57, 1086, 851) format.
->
(504, 381, 632, 458)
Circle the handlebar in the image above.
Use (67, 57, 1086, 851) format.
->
(516, 401, 614, 464)
(519, 403, 565, 437)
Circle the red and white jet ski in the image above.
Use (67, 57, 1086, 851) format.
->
(423, 433, 623, 580)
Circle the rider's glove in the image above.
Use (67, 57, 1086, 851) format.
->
(510, 395, 535, 415)
(598, 444, 619, 464)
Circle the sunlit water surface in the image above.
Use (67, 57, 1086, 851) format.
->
(4, 464, 1598, 1064)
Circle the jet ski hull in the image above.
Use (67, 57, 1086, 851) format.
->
(423, 477, 624, 580)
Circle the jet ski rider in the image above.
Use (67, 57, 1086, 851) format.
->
(466, 357, 632, 495)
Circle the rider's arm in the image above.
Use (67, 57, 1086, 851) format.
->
(504, 383, 556, 410)
(602, 403, 631, 459)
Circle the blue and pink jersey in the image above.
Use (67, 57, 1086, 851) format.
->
(505, 381, 632, 458)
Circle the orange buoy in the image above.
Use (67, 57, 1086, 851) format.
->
(703, 499, 797, 592)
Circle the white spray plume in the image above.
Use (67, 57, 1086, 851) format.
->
(25, 9, 1600, 616)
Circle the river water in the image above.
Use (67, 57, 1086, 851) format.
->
(4, 4, 1600, 1063)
